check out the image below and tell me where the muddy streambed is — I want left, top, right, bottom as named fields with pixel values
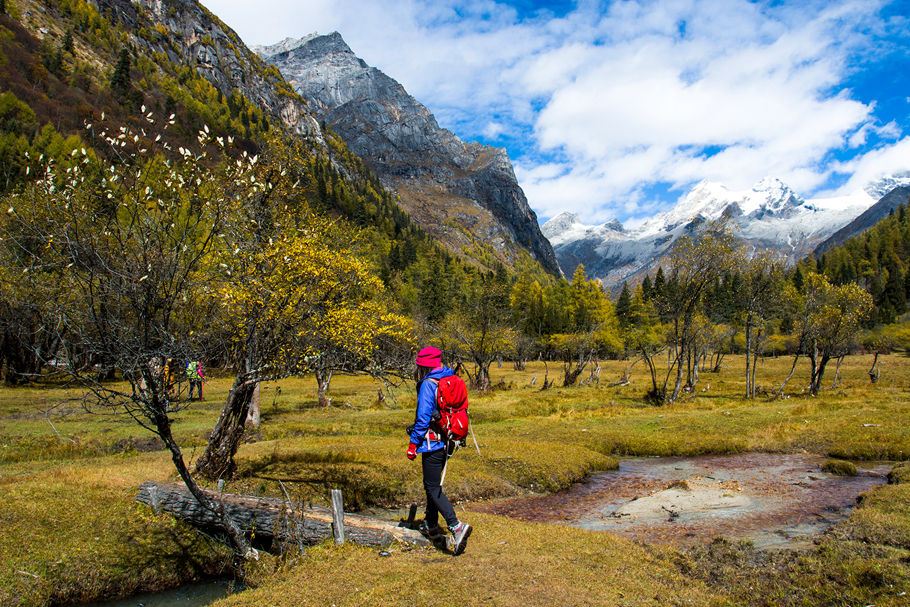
left=479, top=453, right=889, bottom=549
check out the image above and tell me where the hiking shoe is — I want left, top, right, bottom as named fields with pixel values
left=449, top=521, right=472, bottom=556
left=417, top=520, right=444, bottom=540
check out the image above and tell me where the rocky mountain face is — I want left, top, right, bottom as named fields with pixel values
left=543, top=176, right=910, bottom=290
left=255, top=33, right=561, bottom=275
left=88, top=0, right=323, bottom=142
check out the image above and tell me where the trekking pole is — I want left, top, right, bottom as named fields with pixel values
left=440, top=440, right=457, bottom=486
left=469, top=422, right=482, bottom=457
left=440, top=454, right=449, bottom=486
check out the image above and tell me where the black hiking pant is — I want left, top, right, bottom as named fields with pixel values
left=422, top=448, right=458, bottom=529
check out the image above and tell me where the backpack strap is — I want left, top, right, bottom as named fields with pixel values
left=424, top=378, right=441, bottom=444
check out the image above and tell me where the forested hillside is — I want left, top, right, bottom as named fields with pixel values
left=0, top=0, right=558, bottom=390
left=795, top=200, right=910, bottom=325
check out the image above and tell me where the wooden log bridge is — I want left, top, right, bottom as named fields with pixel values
left=136, top=481, right=428, bottom=552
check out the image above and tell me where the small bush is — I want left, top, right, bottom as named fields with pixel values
left=888, top=463, right=910, bottom=485
left=823, top=459, right=857, bottom=476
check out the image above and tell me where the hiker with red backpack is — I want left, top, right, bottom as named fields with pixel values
left=407, top=346, right=472, bottom=555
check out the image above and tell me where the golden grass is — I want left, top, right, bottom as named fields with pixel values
left=0, top=454, right=230, bottom=606
left=1, top=353, right=910, bottom=606
left=224, top=514, right=721, bottom=607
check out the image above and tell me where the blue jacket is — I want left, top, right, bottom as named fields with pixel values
left=409, top=366, right=454, bottom=453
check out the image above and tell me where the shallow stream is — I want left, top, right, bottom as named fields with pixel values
left=479, top=453, right=889, bottom=549
left=83, top=580, right=237, bottom=607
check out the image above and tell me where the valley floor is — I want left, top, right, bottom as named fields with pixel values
left=1, top=354, right=909, bottom=606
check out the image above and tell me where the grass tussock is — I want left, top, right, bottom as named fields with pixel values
left=822, top=459, right=858, bottom=476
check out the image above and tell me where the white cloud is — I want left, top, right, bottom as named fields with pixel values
left=202, top=0, right=904, bottom=223
left=482, top=121, right=505, bottom=139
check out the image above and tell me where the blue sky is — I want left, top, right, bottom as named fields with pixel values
left=203, top=0, right=910, bottom=225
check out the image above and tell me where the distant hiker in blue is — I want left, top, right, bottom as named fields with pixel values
left=407, top=346, right=472, bottom=555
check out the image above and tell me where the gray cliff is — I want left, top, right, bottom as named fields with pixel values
left=257, top=32, right=561, bottom=275
left=96, top=0, right=323, bottom=142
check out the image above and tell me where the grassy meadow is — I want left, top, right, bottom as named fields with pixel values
left=1, top=353, right=909, bottom=606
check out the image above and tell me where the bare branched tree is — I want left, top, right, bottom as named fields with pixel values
left=0, top=115, right=259, bottom=557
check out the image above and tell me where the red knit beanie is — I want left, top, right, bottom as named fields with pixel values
left=415, top=346, right=442, bottom=368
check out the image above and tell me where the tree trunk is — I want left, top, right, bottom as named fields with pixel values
left=869, top=352, right=880, bottom=383
left=246, top=382, right=261, bottom=429
left=562, top=350, right=588, bottom=387
left=147, top=389, right=254, bottom=558
left=776, top=353, right=800, bottom=399
left=831, top=355, right=845, bottom=389
left=745, top=318, right=752, bottom=398
left=135, top=481, right=428, bottom=552
left=809, top=353, right=830, bottom=396
left=195, top=376, right=257, bottom=481
left=316, top=367, right=333, bottom=407
left=750, top=349, right=759, bottom=396
left=668, top=347, right=685, bottom=403
left=472, top=361, right=491, bottom=391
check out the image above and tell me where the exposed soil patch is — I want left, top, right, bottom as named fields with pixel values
left=477, top=453, right=889, bottom=549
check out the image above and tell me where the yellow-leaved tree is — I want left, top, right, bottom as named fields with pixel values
left=193, top=139, right=413, bottom=481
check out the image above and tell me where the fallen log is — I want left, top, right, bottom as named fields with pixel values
left=136, top=481, right=428, bottom=552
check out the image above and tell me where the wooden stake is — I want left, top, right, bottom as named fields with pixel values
left=148, top=484, right=160, bottom=514
left=331, top=489, right=345, bottom=545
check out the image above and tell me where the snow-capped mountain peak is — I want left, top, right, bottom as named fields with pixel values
left=864, top=171, right=910, bottom=199
left=543, top=174, right=901, bottom=290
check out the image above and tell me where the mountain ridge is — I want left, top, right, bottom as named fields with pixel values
left=256, top=32, right=561, bottom=276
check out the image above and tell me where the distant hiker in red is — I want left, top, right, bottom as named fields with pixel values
left=407, top=346, right=472, bottom=555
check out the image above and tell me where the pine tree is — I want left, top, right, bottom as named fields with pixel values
left=63, top=29, right=74, bottom=54
left=653, top=267, right=666, bottom=300
left=641, top=274, right=653, bottom=301
left=792, top=266, right=804, bottom=292
left=110, top=47, right=132, bottom=100
left=883, top=257, right=906, bottom=316
left=615, top=281, right=632, bottom=327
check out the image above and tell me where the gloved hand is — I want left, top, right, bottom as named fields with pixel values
left=406, top=443, right=417, bottom=460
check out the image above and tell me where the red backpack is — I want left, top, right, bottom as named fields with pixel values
left=432, top=374, right=470, bottom=441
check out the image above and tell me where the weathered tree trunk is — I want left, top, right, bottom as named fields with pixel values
left=869, top=352, right=880, bottom=383
left=745, top=319, right=753, bottom=398
left=750, top=349, right=760, bottom=396
left=143, top=377, right=254, bottom=558
left=776, top=353, right=800, bottom=399
left=316, top=367, right=333, bottom=407
left=668, top=348, right=685, bottom=403
left=246, top=382, right=261, bottom=429
left=471, top=361, right=491, bottom=392
left=195, top=376, right=257, bottom=481
left=831, top=355, right=845, bottom=389
left=562, top=350, right=588, bottom=387
left=136, top=481, right=428, bottom=552
left=809, top=353, right=830, bottom=395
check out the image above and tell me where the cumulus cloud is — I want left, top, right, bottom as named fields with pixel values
left=203, top=0, right=906, bottom=223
